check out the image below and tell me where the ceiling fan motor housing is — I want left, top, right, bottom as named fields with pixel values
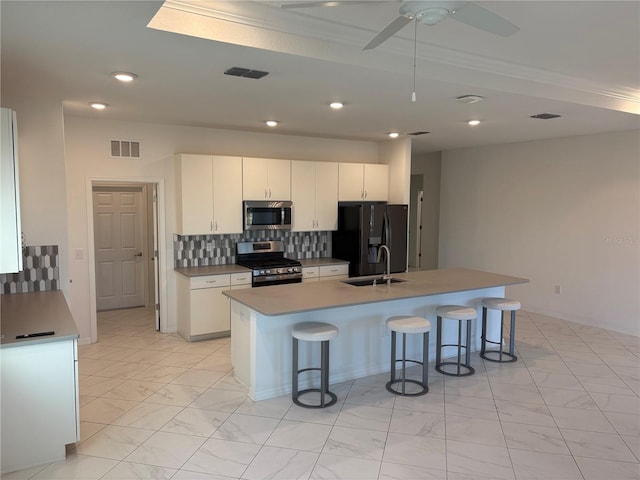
left=400, top=1, right=465, bottom=25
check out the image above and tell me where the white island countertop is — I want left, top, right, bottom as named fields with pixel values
left=223, top=267, right=528, bottom=316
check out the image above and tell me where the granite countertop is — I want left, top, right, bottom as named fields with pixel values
left=175, top=258, right=348, bottom=277
left=0, top=291, right=79, bottom=347
left=223, top=268, right=528, bottom=316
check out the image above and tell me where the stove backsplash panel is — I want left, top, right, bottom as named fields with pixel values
left=174, top=231, right=331, bottom=268
left=0, top=245, right=60, bottom=294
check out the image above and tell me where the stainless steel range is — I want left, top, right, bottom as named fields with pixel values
left=236, top=241, right=302, bottom=287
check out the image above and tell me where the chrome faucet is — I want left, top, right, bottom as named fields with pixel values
left=377, top=245, right=391, bottom=285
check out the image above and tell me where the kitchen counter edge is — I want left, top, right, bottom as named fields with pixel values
left=1, top=291, right=79, bottom=347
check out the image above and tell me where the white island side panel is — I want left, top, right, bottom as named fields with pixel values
left=231, top=286, right=504, bottom=401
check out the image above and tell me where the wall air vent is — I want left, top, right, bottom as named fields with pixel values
left=530, top=113, right=562, bottom=120
left=224, top=67, right=269, bottom=79
left=407, top=131, right=430, bottom=136
left=110, top=139, right=141, bottom=158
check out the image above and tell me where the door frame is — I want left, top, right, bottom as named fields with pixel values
left=86, top=176, right=167, bottom=342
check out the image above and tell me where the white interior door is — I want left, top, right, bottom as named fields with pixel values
left=93, top=187, right=146, bottom=310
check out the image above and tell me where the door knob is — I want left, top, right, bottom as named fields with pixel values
left=134, top=252, right=143, bottom=257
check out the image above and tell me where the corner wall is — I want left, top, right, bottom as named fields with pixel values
left=411, top=151, right=441, bottom=270
left=439, top=130, right=640, bottom=335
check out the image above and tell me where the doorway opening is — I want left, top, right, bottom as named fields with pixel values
left=88, top=179, right=164, bottom=340
left=409, top=174, right=424, bottom=270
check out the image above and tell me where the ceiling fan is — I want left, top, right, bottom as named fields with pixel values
left=281, top=1, right=520, bottom=50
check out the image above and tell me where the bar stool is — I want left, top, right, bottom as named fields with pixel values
left=435, top=305, right=477, bottom=376
left=385, top=316, right=431, bottom=396
left=292, top=322, right=339, bottom=408
left=480, top=297, right=521, bottom=363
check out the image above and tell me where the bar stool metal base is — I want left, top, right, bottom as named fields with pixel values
left=386, top=330, right=429, bottom=396
left=292, top=337, right=337, bottom=409
left=435, top=316, right=475, bottom=377
left=481, top=307, right=518, bottom=363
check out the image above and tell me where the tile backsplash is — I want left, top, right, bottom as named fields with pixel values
left=0, top=245, right=60, bottom=294
left=174, top=230, right=331, bottom=268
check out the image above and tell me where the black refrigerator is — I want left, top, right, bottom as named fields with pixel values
left=332, top=202, right=408, bottom=277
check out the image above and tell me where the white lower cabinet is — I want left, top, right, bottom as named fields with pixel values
left=319, top=264, right=349, bottom=281
left=177, top=272, right=252, bottom=341
left=302, top=264, right=348, bottom=283
left=1, top=338, right=79, bottom=474
left=178, top=274, right=231, bottom=341
left=301, top=266, right=320, bottom=283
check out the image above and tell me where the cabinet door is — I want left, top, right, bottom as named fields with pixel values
left=191, top=286, right=230, bottom=335
left=242, top=157, right=269, bottom=200
left=338, top=163, right=364, bottom=201
left=266, top=159, right=291, bottom=200
left=291, top=161, right=316, bottom=231
left=363, top=164, right=389, bottom=201
left=176, top=154, right=213, bottom=234
left=314, top=162, right=339, bottom=231
left=212, top=156, right=243, bottom=234
left=301, top=266, right=319, bottom=282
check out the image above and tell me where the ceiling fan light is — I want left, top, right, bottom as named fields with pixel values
left=418, top=7, right=450, bottom=26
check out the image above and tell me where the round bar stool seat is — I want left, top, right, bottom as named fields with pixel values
left=435, top=305, right=477, bottom=377
left=386, top=316, right=431, bottom=396
left=292, top=322, right=338, bottom=408
left=480, top=297, right=521, bottom=363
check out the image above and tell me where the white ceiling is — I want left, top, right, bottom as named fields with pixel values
left=1, top=1, right=639, bottom=154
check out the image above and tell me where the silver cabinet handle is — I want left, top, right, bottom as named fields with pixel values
left=205, top=280, right=217, bottom=284
left=214, top=221, right=218, bottom=231
left=265, top=188, right=268, bottom=198
left=210, top=221, right=213, bottom=231
left=269, top=188, right=272, bottom=198
left=364, top=190, right=368, bottom=199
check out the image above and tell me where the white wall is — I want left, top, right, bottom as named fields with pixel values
left=1, top=97, right=70, bottom=295
left=411, top=152, right=441, bottom=270
left=63, top=115, right=379, bottom=343
left=439, top=130, right=640, bottom=335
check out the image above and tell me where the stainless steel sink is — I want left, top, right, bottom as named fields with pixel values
left=342, top=277, right=407, bottom=287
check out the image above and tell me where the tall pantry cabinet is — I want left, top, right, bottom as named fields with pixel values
left=0, top=108, right=22, bottom=273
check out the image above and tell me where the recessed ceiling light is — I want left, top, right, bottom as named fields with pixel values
left=329, top=102, right=344, bottom=110
left=388, top=132, right=400, bottom=138
left=90, top=102, right=108, bottom=110
left=266, top=120, right=278, bottom=127
left=111, top=72, right=137, bottom=82
left=467, top=120, right=481, bottom=126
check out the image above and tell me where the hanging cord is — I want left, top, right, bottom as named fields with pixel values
left=412, top=18, right=417, bottom=102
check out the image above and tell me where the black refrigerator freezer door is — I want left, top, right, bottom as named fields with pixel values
left=385, top=204, right=408, bottom=273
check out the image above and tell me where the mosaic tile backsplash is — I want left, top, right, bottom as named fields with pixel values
left=174, top=230, right=331, bottom=268
left=0, top=245, right=60, bottom=294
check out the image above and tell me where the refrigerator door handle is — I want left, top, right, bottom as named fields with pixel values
left=383, top=210, right=391, bottom=247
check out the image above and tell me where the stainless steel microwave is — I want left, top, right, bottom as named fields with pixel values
left=244, top=201, right=292, bottom=231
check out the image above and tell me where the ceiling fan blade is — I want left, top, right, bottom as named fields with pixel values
left=450, top=3, right=519, bottom=37
left=363, top=15, right=412, bottom=50
left=281, top=1, right=372, bottom=8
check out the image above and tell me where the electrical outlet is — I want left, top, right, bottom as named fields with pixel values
left=554, top=285, right=561, bottom=295
left=206, top=243, right=213, bottom=252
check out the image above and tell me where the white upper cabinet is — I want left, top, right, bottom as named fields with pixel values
left=291, top=161, right=338, bottom=231
left=0, top=109, right=22, bottom=274
left=243, top=157, right=291, bottom=200
left=175, top=154, right=243, bottom=235
left=338, top=163, right=389, bottom=201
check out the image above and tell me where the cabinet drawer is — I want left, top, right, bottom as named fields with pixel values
left=319, top=264, right=348, bottom=277
left=301, top=267, right=319, bottom=279
left=231, top=272, right=252, bottom=286
left=190, top=275, right=230, bottom=290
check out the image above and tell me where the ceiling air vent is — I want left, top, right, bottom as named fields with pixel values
left=110, top=139, right=141, bottom=158
left=530, top=113, right=562, bottom=120
left=224, top=67, right=269, bottom=79
left=407, top=131, right=430, bottom=136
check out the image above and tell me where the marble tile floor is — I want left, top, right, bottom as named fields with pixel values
left=4, top=308, right=639, bottom=480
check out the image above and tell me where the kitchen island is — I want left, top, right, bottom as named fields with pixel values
left=223, top=268, right=528, bottom=401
